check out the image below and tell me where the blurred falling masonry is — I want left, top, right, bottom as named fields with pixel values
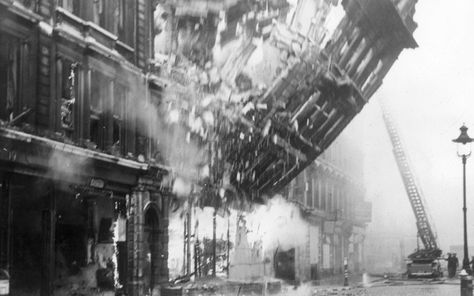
left=151, top=0, right=418, bottom=201
left=0, top=0, right=419, bottom=294
left=213, top=0, right=419, bottom=200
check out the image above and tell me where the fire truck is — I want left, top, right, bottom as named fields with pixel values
left=381, top=102, right=443, bottom=278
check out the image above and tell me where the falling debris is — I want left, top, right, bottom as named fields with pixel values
left=0, top=0, right=419, bottom=295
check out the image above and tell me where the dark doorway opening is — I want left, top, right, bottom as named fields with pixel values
left=144, top=207, right=159, bottom=292
left=274, top=248, right=295, bottom=281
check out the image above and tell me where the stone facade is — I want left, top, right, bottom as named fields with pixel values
left=287, top=134, right=370, bottom=282
left=0, top=0, right=171, bottom=295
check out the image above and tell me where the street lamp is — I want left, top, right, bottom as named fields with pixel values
left=453, top=124, right=474, bottom=274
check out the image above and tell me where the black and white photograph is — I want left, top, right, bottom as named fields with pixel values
left=0, top=0, right=472, bottom=295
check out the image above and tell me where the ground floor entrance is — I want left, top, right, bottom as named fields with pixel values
left=0, top=130, right=171, bottom=296
left=0, top=173, right=129, bottom=295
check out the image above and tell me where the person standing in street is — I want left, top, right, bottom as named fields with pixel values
left=453, top=254, right=459, bottom=276
left=447, top=253, right=455, bottom=278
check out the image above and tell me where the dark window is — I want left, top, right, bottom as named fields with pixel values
left=135, top=99, right=148, bottom=160
left=90, top=71, right=107, bottom=150
left=92, top=0, right=106, bottom=27
left=306, top=173, right=313, bottom=208
left=57, top=0, right=105, bottom=28
left=90, top=118, right=100, bottom=147
left=314, top=179, right=320, bottom=209
left=57, top=0, right=73, bottom=12
left=0, top=34, right=21, bottom=122
left=321, top=179, right=327, bottom=211
left=57, top=0, right=134, bottom=46
left=109, top=0, right=120, bottom=35
left=112, top=83, right=126, bottom=155
left=93, top=0, right=124, bottom=38
left=112, top=119, right=120, bottom=146
left=97, top=0, right=121, bottom=37
left=149, top=89, right=161, bottom=159
left=57, top=0, right=80, bottom=15
left=118, top=0, right=134, bottom=46
left=58, top=59, right=78, bottom=137
left=98, top=218, right=113, bottom=243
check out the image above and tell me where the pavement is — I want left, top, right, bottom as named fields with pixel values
left=162, top=274, right=470, bottom=296
left=365, top=284, right=459, bottom=296
left=299, top=275, right=468, bottom=296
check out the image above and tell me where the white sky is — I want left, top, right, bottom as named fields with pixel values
left=343, top=0, right=474, bottom=253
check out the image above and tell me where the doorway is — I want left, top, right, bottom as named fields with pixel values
left=144, top=206, right=159, bottom=293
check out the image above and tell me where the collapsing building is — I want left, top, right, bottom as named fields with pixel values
left=154, top=0, right=418, bottom=289
left=220, top=0, right=419, bottom=199
left=155, top=0, right=417, bottom=289
left=0, top=1, right=171, bottom=295
left=0, top=0, right=417, bottom=295
left=150, top=0, right=419, bottom=201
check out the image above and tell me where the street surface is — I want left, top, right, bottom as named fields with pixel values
left=306, top=281, right=461, bottom=296
left=366, top=284, right=459, bottom=296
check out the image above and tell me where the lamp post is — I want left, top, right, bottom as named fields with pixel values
left=453, top=125, right=474, bottom=274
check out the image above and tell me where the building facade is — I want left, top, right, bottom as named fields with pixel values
left=0, top=1, right=171, bottom=295
left=285, top=134, right=371, bottom=282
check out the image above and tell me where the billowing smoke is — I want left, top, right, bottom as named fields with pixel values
left=140, top=99, right=208, bottom=180
left=102, top=71, right=215, bottom=198
left=146, top=0, right=347, bottom=198
left=168, top=206, right=236, bottom=278
left=47, top=148, right=92, bottom=181
left=167, top=195, right=310, bottom=279
left=244, top=195, right=308, bottom=252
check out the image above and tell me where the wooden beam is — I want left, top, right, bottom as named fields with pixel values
left=252, top=159, right=285, bottom=191
left=272, top=134, right=307, bottom=162
left=310, top=108, right=338, bottom=142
